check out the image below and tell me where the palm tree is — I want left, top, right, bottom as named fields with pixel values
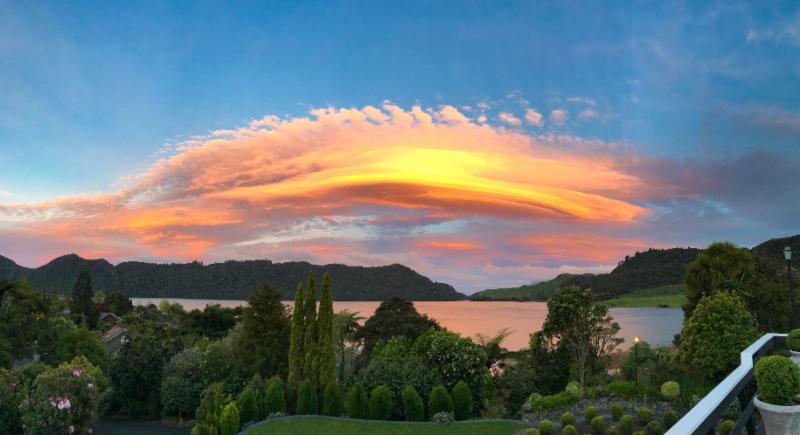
left=475, top=328, right=512, bottom=369
left=333, top=309, right=364, bottom=382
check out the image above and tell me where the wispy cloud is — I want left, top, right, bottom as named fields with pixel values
left=524, top=109, right=544, bottom=127
left=549, top=109, right=568, bottom=126
left=497, top=112, right=522, bottom=126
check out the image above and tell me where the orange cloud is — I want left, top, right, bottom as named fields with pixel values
left=418, top=240, right=482, bottom=251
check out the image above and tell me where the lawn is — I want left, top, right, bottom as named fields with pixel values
left=606, top=284, right=687, bottom=308
left=246, top=416, right=530, bottom=435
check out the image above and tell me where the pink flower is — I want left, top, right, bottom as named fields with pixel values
left=72, top=369, right=82, bottom=377
left=68, top=425, right=75, bottom=433
left=57, top=398, right=71, bottom=410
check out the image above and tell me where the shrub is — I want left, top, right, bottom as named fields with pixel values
left=584, top=405, right=599, bottom=422
left=161, top=376, right=199, bottom=420
left=430, top=411, right=454, bottom=424
left=264, top=380, right=286, bottom=415
left=218, top=402, right=240, bottom=435
left=645, top=420, right=663, bottom=435
left=754, top=355, right=800, bottom=405
left=663, top=409, right=679, bottom=428
left=451, top=380, right=472, bottom=420
left=591, top=415, right=607, bottom=435
left=607, top=380, right=640, bottom=399
left=530, top=391, right=578, bottom=413
left=620, top=415, right=634, bottom=434
left=401, top=385, right=425, bottom=421
left=296, top=379, right=317, bottom=415
left=680, top=292, right=758, bottom=380
left=19, top=356, right=108, bottom=435
left=565, top=381, right=583, bottom=400
left=719, top=419, right=735, bottom=435
left=347, top=384, right=369, bottom=419
left=660, top=381, right=680, bottom=401
left=607, top=427, right=620, bottom=435
left=636, top=407, right=652, bottom=426
left=561, top=425, right=578, bottom=435
left=236, top=385, right=258, bottom=425
left=537, top=419, right=555, bottom=435
left=610, top=403, right=624, bottom=421
left=524, top=429, right=540, bottom=435
left=789, top=329, right=800, bottom=352
left=0, top=369, right=24, bottom=434
left=560, top=411, right=576, bottom=427
left=369, top=385, right=393, bottom=420
left=322, top=381, right=344, bottom=416
left=193, top=382, right=232, bottom=435
left=429, top=386, right=454, bottom=416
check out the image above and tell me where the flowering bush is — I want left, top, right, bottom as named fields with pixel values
left=20, top=356, right=108, bottom=435
left=430, top=411, right=454, bottom=424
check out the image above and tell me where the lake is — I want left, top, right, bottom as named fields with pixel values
left=132, top=298, right=683, bottom=351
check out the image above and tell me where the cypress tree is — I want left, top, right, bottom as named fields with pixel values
left=347, top=384, right=369, bottom=419
left=401, top=385, right=425, bottom=421
left=302, top=272, right=318, bottom=384
left=264, top=380, right=287, bottom=415
left=317, top=272, right=336, bottom=387
left=322, top=381, right=345, bottom=416
left=297, top=379, right=318, bottom=415
left=451, top=381, right=472, bottom=420
left=287, top=283, right=305, bottom=393
left=71, top=271, right=99, bottom=328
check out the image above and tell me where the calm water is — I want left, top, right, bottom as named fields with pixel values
left=132, top=298, right=683, bottom=351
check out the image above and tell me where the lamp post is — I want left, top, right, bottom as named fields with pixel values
left=785, top=246, right=795, bottom=329
left=633, top=335, right=640, bottom=386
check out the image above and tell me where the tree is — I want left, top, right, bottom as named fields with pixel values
left=317, top=273, right=336, bottom=388
left=218, top=402, right=240, bottom=435
left=542, top=286, right=623, bottom=386
left=322, top=381, right=345, bottom=416
left=451, top=381, right=472, bottom=420
left=684, top=242, right=755, bottom=317
left=161, top=376, right=197, bottom=421
left=231, top=284, right=291, bottom=378
left=302, top=273, right=318, bottom=384
left=411, top=329, right=488, bottom=405
left=355, top=297, right=439, bottom=365
left=71, top=271, right=99, bottom=328
left=264, top=379, right=287, bottom=415
left=102, top=291, right=133, bottom=316
left=0, top=368, right=25, bottom=433
left=680, top=292, right=758, bottom=380
left=428, top=385, right=453, bottom=416
left=333, top=309, right=363, bottom=382
left=54, top=326, right=108, bottom=369
left=193, top=383, right=231, bottom=435
left=347, top=384, right=369, bottom=419
left=236, top=385, right=259, bottom=425
left=401, top=385, right=424, bottom=421
left=297, top=379, right=318, bottom=415
left=369, top=385, right=393, bottom=420
left=1, top=280, right=50, bottom=362
left=475, top=328, right=512, bottom=369
left=287, top=283, right=305, bottom=394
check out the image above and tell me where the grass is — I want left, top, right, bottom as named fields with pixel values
left=246, top=416, right=530, bottom=435
left=605, top=284, right=687, bottom=308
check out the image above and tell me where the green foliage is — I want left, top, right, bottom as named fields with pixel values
left=317, top=273, right=336, bottom=387
left=237, top=385, right=259, bottom=425
left=620, top=415, right=634, bottom=435
left=542, top=286, right=623, bottom=386
left=755, top=355, right=800, bottom=405
left=560, top=411, right=576, bottom=427
left=636, top=407, right=652, bottom=426
left=369, top=385, right=393, bottom=420
left=302, top=273, right=319, bottom=385
left=161, top=376, right=198, bottom=420
left=680, top=292, right=758, bottom=380
left=788, top=329, right=800, bottom=352
left=71, top=271, right=99, bottom=328
left=322, top=381, right=345, bottom=416
left=591, top=416, right=607, bottom=435
left=607, top=427, right=620, bottom=435
left=297, top=379, right=318, bottom=415
left=537, top=419, right=555, bottom=435
left=584, top=405, right=599, bottom=422
left=219, top=402, right=240, bottom=435
left=561, top=424, right=578, bottom=435
left=347, top=384, right=369, bottom=419
left=660, top=381, right=680, bottom=401
left=231, top=284, right=291, bottom=379
left=451, top=381, right=472, bottom=420
left=355, top=298, right=440, bottom=363
left=718, top=419, right=735, bottom=435
left=610, top=403, right=624, bottom=421
left=471, top=273, right=580, bottom=301
left=401, top=385, right=425, bottom=421
left=102, top=290, right=133, bottom=316
left=524, top=429, right=540, bottom=435
left=429, top=386, right=454, bottom=416
left=0, top=368, right=25, bottom=433
left=264, top=380, right=287, bottom=415
left=54, top=326, right=108, bottom=369
left=607, top=381, right=641, bottom=399
left=20, top=356, right=108, bottom=435
left=684, top=242, right=755, bottom=317
left=529, top=391, right=577, bottom=413
left=565, top=381, right=583, bottom=400
left=663, top=409, right=678, bottom=429
left=645, top=420, right=663, bottom=435
left=288, top=283, right=305, bottom=393
left=193, top=382, right=232, bottom=435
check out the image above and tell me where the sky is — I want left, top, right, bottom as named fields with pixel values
left=1, top=1, right=799, bottom=292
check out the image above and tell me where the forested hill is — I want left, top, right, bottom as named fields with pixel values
left=0, top=254, right=465, bottom=301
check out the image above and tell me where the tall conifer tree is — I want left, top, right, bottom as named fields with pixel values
left=287, top=283, right=305, bottom=393
left=302, top=272, right=318, bottom=384
left=71, top=271, right=98, bottom=328
left=317, top=272, right=335, bottom=387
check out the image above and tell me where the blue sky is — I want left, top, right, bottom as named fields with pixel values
left=1, top=1, right=799, bottom=290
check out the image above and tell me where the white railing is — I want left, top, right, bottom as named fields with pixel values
left=667, top=333, right=787, bottom=435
